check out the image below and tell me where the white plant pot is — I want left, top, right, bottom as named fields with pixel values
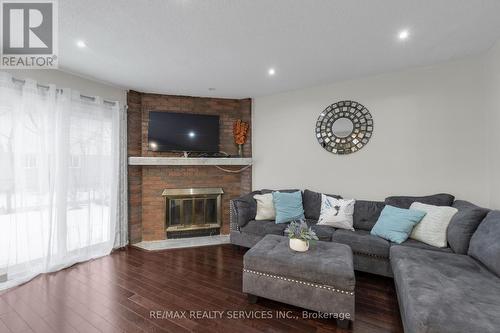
left=289, top=238, right=309, bottom=252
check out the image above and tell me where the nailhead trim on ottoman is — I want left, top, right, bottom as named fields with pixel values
left=243, top=269, right=355, bottom=296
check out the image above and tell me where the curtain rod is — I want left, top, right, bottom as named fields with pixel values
left=11, top=77, right=118, bottom=106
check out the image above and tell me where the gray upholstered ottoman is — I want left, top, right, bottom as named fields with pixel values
left=243, top=234, right=355, bottom=327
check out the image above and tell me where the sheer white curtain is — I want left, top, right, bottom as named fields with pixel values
left=0, top=72, right=122, bottom=290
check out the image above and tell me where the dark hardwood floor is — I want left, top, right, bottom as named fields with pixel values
left=0, top=245, right=403, bottom=333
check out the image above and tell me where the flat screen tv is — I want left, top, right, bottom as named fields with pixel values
left=148, top=112, right=220, bottom=152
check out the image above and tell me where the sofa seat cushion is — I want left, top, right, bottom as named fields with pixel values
left=353, top=200, right=385, bottom=231
left=331, top=229, right=390, bottom=258
left=304, top=220, right=335, bottom=241
left=385, top=193, right=454, bottom=209
left=468, top=210, right=500, bottom=277
left=396, top=238, right=453, bottom=253
left=240, top=220, right=287, bottom=237
left=391, top=245, right=500, bottom=333
left=240, top=219, right=335, bottom=241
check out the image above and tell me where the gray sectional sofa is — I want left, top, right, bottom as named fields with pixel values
left=229, top=189, right=500, bottom=333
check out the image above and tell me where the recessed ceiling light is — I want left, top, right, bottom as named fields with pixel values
left=76, top=40, right=86, bottom=48
left=398, top=30, right=409, bottom=40
left=268, top=68, right=276, bottom=76
left=188, top=131, right=196, bottom=138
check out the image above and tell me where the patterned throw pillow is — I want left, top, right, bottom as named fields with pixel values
left=317, top=195, right=356, bottom=230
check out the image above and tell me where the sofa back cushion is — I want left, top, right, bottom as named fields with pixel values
left=302, top=189, right=342, bottom=220
left=385, top=193, right=454, bottom=209
left=468, top=210, right=500, bottom=277
left=447, top=200, right=489, bottom=254
left=261, top=189, right=300, bottom=194
left=353, top=200, right=385, bottom=231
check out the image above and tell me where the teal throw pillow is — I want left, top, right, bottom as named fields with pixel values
left=371, top=205, right=426, bottom=244
left=272, top=191, right=305, bottom=224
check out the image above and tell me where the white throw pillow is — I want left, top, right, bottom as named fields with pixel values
left=409, top=202, right=458, bottom=247
left=253, top=193, right=275, bottom=220
left=317, top=195, right=355, bottom=230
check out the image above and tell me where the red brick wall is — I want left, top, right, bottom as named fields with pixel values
left=127, top=91, right=252, bottom=242
left=127, top=91, right=143, bottom=244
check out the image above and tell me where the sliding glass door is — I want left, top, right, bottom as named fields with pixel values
left=0, top=73, right=120, bottom=289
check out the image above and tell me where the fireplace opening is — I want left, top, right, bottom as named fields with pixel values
left=162, top=188, right=223, bottom=239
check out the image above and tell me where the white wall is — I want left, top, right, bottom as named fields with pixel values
left=485, top=40, right=500, bottom=208
left=253, top=56, right=492, bottom=207
left=3, top=69, right=126, bottom=107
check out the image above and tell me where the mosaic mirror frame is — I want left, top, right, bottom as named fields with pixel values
left=315, top=100, right=373, bottom=154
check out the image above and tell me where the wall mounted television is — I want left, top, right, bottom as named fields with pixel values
left=147, top=112, right=220, bottom=152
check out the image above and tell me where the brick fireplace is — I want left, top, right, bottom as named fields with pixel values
left=127, top=91, right=252, bottom=243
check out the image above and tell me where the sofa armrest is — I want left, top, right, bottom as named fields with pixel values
left=230, top=198, right=256, bottom=231
left=230, top=200, right=241, bottom=232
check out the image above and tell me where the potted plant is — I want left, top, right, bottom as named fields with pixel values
left=285, top=220, right=319, bottom=252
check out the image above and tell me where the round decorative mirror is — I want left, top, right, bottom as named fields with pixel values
left=315, top=100, right=373, bottom=154
left=331, top=118, right=354, bottom=138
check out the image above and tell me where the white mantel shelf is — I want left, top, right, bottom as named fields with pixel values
left=128, top=156, right=253, bottom=166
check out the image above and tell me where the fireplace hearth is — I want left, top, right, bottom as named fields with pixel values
left=162, top=188, right=223, bottom=239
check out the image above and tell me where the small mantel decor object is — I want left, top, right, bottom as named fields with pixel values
left=233, top=119, right=249, bottom=157
left=285, top=220, right=319, bottom=252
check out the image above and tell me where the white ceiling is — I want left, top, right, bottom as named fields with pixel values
left=59, top=0, right=500, bottom=98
